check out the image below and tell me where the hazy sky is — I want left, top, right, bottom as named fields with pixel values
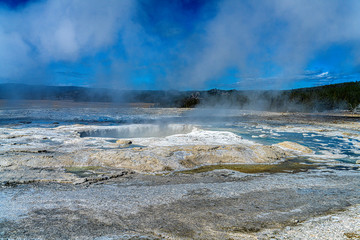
left=0, top=0, right=360, bottom=90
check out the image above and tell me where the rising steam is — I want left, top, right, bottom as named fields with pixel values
left=0, top=0, right=359, bottom=89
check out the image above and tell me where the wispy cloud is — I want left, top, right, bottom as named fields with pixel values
left=173, top=0, right=360, bottom=89
left=235, top=70, right=360, bottom=90
left=56, top=71, right=88, bottom=79
left=0, top=0, right=136, bottom=81
left=0, top=0, right=360, bottom=89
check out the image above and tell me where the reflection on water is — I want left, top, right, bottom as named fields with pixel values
left=177, top=158, right=317, bottom=174
left=176, top=157, right=359, bottom=174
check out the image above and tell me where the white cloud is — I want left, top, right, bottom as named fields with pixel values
left=1, top=0, right=360, bottom=89
left=173, top=0, right=360, bottom=89
left=0, top=0, right=136, bottom=79
left=316, top=72, right=329, bottom=78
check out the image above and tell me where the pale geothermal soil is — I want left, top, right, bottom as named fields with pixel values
left=258, top=204, right=360, bottom=240
left=0, top=105, right=360, bottom=239
left=1, top=170, right=360, bottom=239
left=0, top=124, right=312, bottom=183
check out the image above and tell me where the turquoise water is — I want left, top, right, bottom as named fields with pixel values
left=204, top=123, right=360, bottom=164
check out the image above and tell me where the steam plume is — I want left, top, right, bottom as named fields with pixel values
left=0, top=0, right=359, bottom=89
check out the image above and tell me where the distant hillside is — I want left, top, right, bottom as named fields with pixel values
left=0, top=82, right=359, bottom=112
left=0, top=83, right=187, bottom=107
left=284, top=82, right=360, bottom=111
left=182, top=82, right=360, bottom=112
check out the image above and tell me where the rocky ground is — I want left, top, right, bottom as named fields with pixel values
left=1, top=106, right=360, bottom=239
left=1, top=168, right=359, bottom=239
left=0, top=123, right=311, bottom=181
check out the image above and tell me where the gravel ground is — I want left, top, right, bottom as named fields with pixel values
left=1, top=169, right=359, bottom=239
left=258, top=204, right=360, bottom=240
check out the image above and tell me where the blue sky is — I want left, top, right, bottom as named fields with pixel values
left=0, top=0, right=360, bottom=90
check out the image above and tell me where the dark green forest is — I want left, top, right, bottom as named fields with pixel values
left=181, top=82, right=360, bottom=112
